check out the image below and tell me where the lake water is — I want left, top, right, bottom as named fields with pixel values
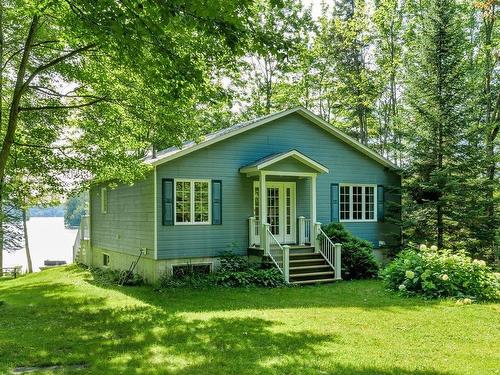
left=3, top=217, right=77, bottom=272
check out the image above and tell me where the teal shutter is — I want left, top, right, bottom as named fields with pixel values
left=377, top=185, right=385, bottom=221
left=212, top=180, right=222, bottom=225
left=162, top=179, right=174, bottom=226
left=330, top=183, right=339, bottom=222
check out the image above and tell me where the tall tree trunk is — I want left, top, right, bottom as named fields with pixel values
left=22, top=208, right=32, bottom=273
left=0, top=15, right=39, bottom=190
left=482, top=3, right=498, bottom=235
left=0, top=1, right=4, bottom=274
left=486, top=93, right=499, bottom=220
left=0, top=195, right=3, bottom=276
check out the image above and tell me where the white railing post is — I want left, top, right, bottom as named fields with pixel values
left=248, top=217, right=255, bottom=247
left=283, top=245, right=290, bottom=283
left=334, top=243, right=342, bottom=280
left=298, top=216, right=305, bottom=245
left=313, top=222, right=321, bottom=253
left=262, top=222, right=270, bottom=256
left=73, top=227, right=81, bottom=262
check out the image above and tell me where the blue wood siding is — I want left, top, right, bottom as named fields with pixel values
left=90, top=174, right=155, bottom=258
left=155, top=113, right=400, bottom=259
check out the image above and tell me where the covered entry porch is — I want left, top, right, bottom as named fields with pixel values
left=239, top=150, right=342, bottom=284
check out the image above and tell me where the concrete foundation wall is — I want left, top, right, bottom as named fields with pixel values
left=89, top=246, right=220, bottom=284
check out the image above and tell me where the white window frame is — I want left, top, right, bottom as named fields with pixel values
left=100, top=187, right=108, bottom=214
left=339, top=184, right=377, bottom=223
left=174, top=179, right=211, bottom=225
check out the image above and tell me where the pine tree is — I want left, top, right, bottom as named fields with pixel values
left=404, top=0, right=469, bottom=248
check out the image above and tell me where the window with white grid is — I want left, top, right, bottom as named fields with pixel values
left=339, top=185, right=377, bottom=222
left=340, top=186, right=350, bottom=220
left=175, top=180, right=210, bottom=224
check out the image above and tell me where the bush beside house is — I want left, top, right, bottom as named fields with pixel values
left=322, top=223, right=380, bottom=280
left=383, top=245, right=500, bottom=301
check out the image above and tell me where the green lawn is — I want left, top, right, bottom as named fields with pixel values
left=0, top=266, right=498, bottom=375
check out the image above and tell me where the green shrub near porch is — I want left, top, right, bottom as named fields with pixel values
left=383, top=245, right=500, bottom=301
left=158, top=252, right=286, bottom=288
left=321, top=223, right=380, bottom=280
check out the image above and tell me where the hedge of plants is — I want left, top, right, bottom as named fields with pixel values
left=158, top=251, right=286, bottom=288
left=383, top=244, right=500, bottom=301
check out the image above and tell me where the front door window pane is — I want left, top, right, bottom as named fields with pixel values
left=267, top=187, right=280, bottom=235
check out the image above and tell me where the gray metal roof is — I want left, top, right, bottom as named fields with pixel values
left=144, top=110, right=282, bottom=163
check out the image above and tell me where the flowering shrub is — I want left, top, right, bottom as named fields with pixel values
left=383, top=245, right=499, bottom=301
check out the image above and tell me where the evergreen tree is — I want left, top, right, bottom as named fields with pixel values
left=404, top=0, right=469, bottom=248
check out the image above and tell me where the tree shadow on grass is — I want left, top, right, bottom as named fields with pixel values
left=1, top=281, right=339, bottom=374
left=0, top=270, right=460, bottom=375
left=75, top=265, right=440, bottom=314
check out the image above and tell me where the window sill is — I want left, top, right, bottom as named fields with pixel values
left=340, top=219, right=377, bottom=223
left=174, top=222, right=212, bottom=226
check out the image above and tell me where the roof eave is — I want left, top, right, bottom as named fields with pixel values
left=146, top=106, right=401, bottom=173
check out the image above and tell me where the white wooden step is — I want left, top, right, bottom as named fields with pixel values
left=290, top=271, right=335, bottom=278
left=291, top=278, right=336, bottom=285
left=290, top=265, right=331, bottom=271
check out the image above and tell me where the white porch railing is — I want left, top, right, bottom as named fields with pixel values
left=73, top=215, right=90, bottom=263
left=264, top=223, right=290, bottom=283
left=248, top=216, right=260, bottom=247
left=298, top=217, right=312, bottom=245
left=315, top=223, right=342, bottom=280
left=72, top=225, right=81, bottom=261
left=304, top=218, right=311, bottom=244
left=251, top=216, right=313, bottom=247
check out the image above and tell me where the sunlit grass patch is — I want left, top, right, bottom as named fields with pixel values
left=0, top=265, right=498, bottom=374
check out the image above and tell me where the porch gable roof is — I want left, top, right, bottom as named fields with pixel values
left=239, top=150, right=329, bottom=175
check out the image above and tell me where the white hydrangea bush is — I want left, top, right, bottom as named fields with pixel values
left=383, top=245, right=499, bottom=301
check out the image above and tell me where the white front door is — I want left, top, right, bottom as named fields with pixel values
left=253, top=181, right=296, bottom=244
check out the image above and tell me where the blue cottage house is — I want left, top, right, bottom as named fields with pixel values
left=76, top=107, right=401, bottom=284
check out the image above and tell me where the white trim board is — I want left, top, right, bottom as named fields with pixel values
left=145, top=107, right=400, bottom=171
left=240, top=149, right=329, bottom=174
left=153, top=166, right=158, bottom=260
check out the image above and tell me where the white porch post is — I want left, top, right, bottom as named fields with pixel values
left=334, top=243, right=342, bottom=280
left=283, top=245, right=290, bottom=283
left=259, top=172, right=268, bottom=254
left=310, top=174, right=321, bottom=253
left=313, top=222, right=321, bottom=253
left=310, top=174, right=317, bottom=224
left=298, top=216, right=305, bottom=246
left=248, top=217, right=256, bottom=247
